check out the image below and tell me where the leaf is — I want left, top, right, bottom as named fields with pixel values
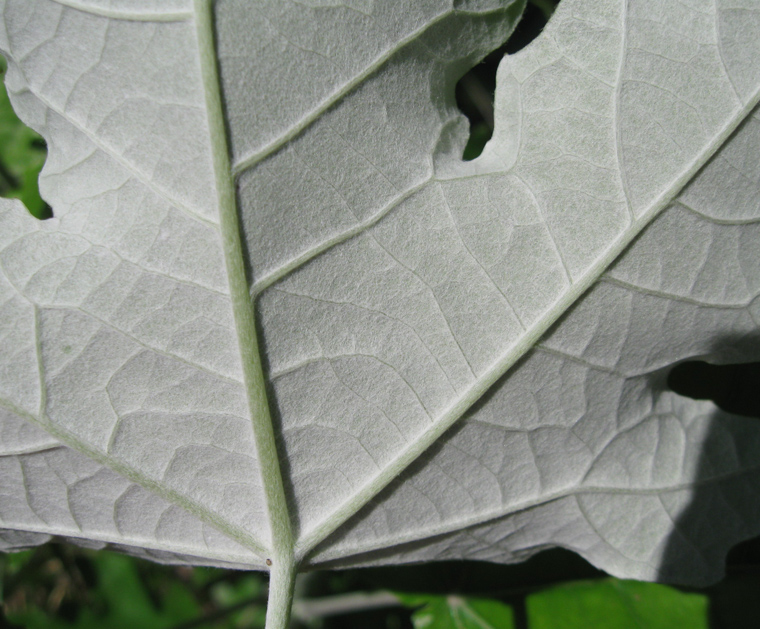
left=526, top=579, right=708, bottom=629
left=1, top=0, right=760, bottom=625
left=396, top=579, right=709, bottom=629
left=397, top=592, right=516, bottom=629
left=4, top=551, right=202, bottom=629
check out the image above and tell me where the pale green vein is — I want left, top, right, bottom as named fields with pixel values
left=22, top=299, right=268, bottom=557
left=0, top=443, right=62, bottom=457
left=601, top=275, right=754, bottom=309
left=193, top=0, right=293, bottom=568
left=230, top=3, right=521, bottom=177
left=12, top=86, right=216, bottom=229
left=309, top=459, right=760, bottom=564
left=676, top=199, right=760, bottom=225
left=49, top=0, right=193, bottom=22
left=0, top=394, right=270, bottom=559
left=0, top=520, right=263, bottom=567
left=250, top=177, right=432, bottom=297
left=614, top=0, right=633, bottom=219
left=296, top=83, right=760, bottom=561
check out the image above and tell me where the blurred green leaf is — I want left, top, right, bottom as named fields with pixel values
left=4, top=552, right=200, bottom=629
left=397, top=592, right=515, bottom=629
left=526, top=579, right=708, bottom=629
left=87, top=553, right=200, bottom=629
left=0, top=55, right=49, bottom=218
left=461, top=122, right=492, bottom=161
left=1, top=549, right=34, bottom=576
left=1, top=546, right=272, bottom=629
left=208, top=573, right=266, bottom=628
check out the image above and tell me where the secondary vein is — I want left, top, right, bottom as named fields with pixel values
left=49, top=0, right=193, bottom=22
left=295, top=85, right=760, bottom=561
left=230, top=4, right=519, bottom=177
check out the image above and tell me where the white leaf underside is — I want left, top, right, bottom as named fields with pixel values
left=1, top=0, right=760, bottom=590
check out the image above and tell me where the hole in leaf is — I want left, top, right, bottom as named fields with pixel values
left=668, top=361, right=760, bottom=419
left=456, top=0, right=559, bottom=160
left=0, top=54, right=52, bottom=219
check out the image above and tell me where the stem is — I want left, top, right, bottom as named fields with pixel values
left=193, top=2, right=295, bottom=624
left=265, top=554, right=298, bottom=629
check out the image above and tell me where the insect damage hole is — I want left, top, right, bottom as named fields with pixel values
left=0, top=54, right=52, bottom=219
left=455, top=0, right=559, bottom=160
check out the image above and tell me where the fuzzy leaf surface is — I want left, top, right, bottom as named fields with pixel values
left=1, top=0, right=760, bottom=593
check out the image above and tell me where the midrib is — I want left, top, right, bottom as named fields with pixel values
left=193, top=0, right=760, bottom=568
left=193, top=0, right=292, bottom=564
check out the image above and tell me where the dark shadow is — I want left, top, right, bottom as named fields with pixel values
left=301, top=548, right=603, bottom=629
left=659, top=333, right=760, bottom=627
left=668, top=360, right=760, bottom=419
left=455, top=0, right=559, bottom=160
left=304, top=329, right=760, bottom=627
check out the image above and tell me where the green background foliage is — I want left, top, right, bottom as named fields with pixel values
left=0, top=56, right=49, bottom=219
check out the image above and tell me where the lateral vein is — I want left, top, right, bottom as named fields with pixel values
left=295, top=84, right=760, bottom=561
